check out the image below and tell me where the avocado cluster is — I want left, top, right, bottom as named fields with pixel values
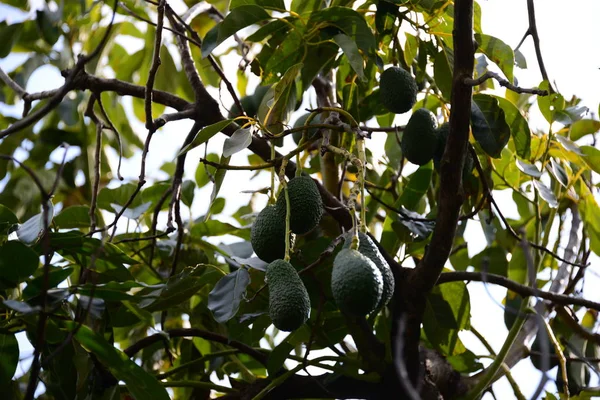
left=379, top=66, right=418, bottom=114
left=331, top=246, right=384, bottom=316
left=265, top=259, right=311, bottom=331
left=250, top=176, right=323, bottom=262
left=341, top=232, right=395, bottom=309
left=401, top=108, right=439, bottom=166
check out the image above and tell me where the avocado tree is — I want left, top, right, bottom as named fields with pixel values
left=1, top=0, right=599, bottom=399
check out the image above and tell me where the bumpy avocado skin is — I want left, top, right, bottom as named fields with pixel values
left=331, top=248, right=383, bottom=316
left=292, top=113, right=321, bottom=144
left=250, top=205, right=286, bottom=263
left=266, top=259, right=311, bottom=331
left=433, top=122, right=474, bottom=177
left=379, top=66, right=418, bottom=114
left=343, top=232, right=395, bottom=309
left=401, top=108, right=439, bottom=166
left=276, top=176, right=323, bottom=235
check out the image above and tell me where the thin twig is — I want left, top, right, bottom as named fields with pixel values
left=0, top=65, right=26, bottom=97
left=145, top=0, right=166, bottom=132
left=464, top=71, right=548, bottom=95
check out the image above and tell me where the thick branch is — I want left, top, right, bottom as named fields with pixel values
left=464, top=71, right=548, bottom=95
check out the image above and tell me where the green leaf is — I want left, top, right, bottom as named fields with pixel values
left=492, top=95, right=531, bottom=158
left=191, top=220, right=245, bottom=237
left=208, top=268, right=251, bottom=323
left=538, top=81, right=566, bottom=124
left=205, top=154, right=231, bottom=221
left=434, top=49, right=453, bottom=100
left=230, top=0, right=285, bottom=10
left=569, top=119, right=600, bottom=141
left=97, top=183, right=142, bottom=211
left=54, top=205, right=96, bottom=229
left=223, top=127, right=253, bottom=158
left=581, top=145, right=600, bottom=174
left=0, top=241, right=39, bottom=289
left=533, top=180, right=558, bottom=208
left=404, top=33, right=419, bottom=67
left=308, top=7, right=376, bottom=54
left=516, top=159, right=541, bottom=178
left=398, top=162, right=433, bottom=210
left=70, top=323, right=170, bottom=400
left=267, top=341, right=294, bottom=375
left=333, top=33, right=365, bottom=81
left=23, top=267, right=74, bottom=300
left=474, top=33, right=514, bottom=82
left=0, top=333, right=19, bottom=387
left=471, top=94, right=511, bottom=158
left=507, top=245, right=527, bottom=285
left=555, top=134, right=584, bottom=156
left=548, top=158, right=568, bottom=187
left=0, top=204, right=18, bottom=236
left=195, top=153, right=220, bottom=189
left=471, top=246, right=508, bottom=276
left=16, top=202, right=54, bottom=245
left=202, top=6, right=272, bottom=57
left=246, top=19, right=289, bottom=42
left=0, top=22, right=23, bottom=58
left=179, top=119, right=234, bottom=156
left=258, top=63, right=301, bottom=134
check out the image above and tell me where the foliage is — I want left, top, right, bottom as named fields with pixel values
left=0, top=0, right=599, bottom=399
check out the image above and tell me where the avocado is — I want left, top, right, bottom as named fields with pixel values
left=331, top=248, right=383, bottom=316
left=530, top=330, right=559, bottom=372
left=275, top=176, right=323, bottom=235
left=379, top=66, right=418, bottom=114
left=401, top=108, right=438, bottom=166
left=503, top=291, right=523, bottom=330
left=433, top=123, right=475, bottom=177
left=292, top=113, right=322, bottom=144
left=266, top=259, right=311, bottom=331
left=250, top=205, right=286, bottom=263
left=343, top=232, right=395, bottom=309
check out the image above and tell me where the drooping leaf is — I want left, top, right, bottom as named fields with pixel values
left=208, top=268, right=251, bottom=323
left=548, top=158, right=569, bottom=187
left=0, top=241, right=39, bottom=289
left=492, top=95, right=531, bottom=158
left=555, top=134, right=584, bottom=156
left=471, top=94, right=511, bottom=158
left=333, top=33, right=365, bottom=81
left=0, top=333, right=19, bottom=387
left=474, top=33, right=514, bottom=83
left=580, top=145, right=600, bottom=174
left=179, top=119, right=234, bottom=156
left=533, top=180, right=558, bottom=208
left=308, top=7, right=376, bottom=55
left=16, top=202, right=54, bottom=245
left=434, top=49, right=453, bottom=100
left=516, top=159, right=541, bottom=178
left=70, top=323, right=170, bottom=400
left=205, top=154, right=231, bottom=221
left=202, top=6, right=272, bottom=57
left=223, top=127, right=253, bottom=157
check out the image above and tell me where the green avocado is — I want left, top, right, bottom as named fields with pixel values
left=292, top=113, right=322, bottom=144
left=401, top=108, right=438, bottom=166
left=266, top=259, right=311, bottom=331
left=343, top=232, right=395, bottom=309
left=379, top=66, right=418, bottom=114
left=331, top=248, right=383, bottom=316
left=250, top=205, right=286, bottom=263
left=530, top=331, right=559, bottom=372
left=433, top=123, right=475, bottom=177
left=276, top=176, right=323, bottom=235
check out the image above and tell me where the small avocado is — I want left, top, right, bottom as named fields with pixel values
left=266, top=259, right=311, bottom=331
left=343, top=232, right=395, bottom=309
left=401, top=108, right=438, bottom=166
left=276, top=176, right=323, bottom=235
left=379, top=66, right=418, bottom=114
left=331, top=248, right=383, bottom=316
left=292, top=113, right=322, bottom=144
left=250, top=205, right=286, bottom=263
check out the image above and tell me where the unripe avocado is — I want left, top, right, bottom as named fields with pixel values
left=292, top=113, right=322, bottom=144
left=530, top=331, right=559, bottom=372
left=401, top=108, right=438, bottom=166
left=433, top=123, right=474, bottom=177
left=266, top=259, right=311, bottom=331
left=276, top=176, right=323, bottom=235
left=250, top=205, right=286, bottom=262
left=331, top=248, right=383, bottom=316
left=379, top=66, right=418, bottom=114
left=343, top=232, right=395, bottom=309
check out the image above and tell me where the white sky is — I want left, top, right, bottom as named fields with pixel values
left=1, top=1, right=599, bottom=399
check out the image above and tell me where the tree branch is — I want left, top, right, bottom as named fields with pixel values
left=464, top=71, right=548, bottom=95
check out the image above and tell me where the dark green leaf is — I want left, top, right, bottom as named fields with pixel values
left=246, top=19, right=289, bottom=42
left=0, top=241, right=39, bottom=288
left=334, top=33, right=365, bottom=81
left=0, top=204, right=18, bottom=236
left=205, top=154, right=231, bottom=221
left=474, top=33, right=514, bottom=82
left=179, top=120, right=234, bottom=156
left=434, top=50, right=453, bottom=100
left=208, top=268, right=251, bottom=323
left=308, top=7, right=376, bottom=54
left=54, top=205, right=96, bottom=229
left=267, top=341, right=294, bottom=375
left=471, top=94, right=511, bottom=158
left=492, top=95, right=531, bottom=158
left=70, top=323, right=170, bottom=400
left=0, top=22, right=23, bottom=58
left=0, top=333, right=19, bottom=387
left=230, top=0, right=285, bottom=10
left=533, top=180, right=558, bottom=208
left=23, top=267, right=74, bottom=300
left=181, top=180, right=195, bottom=207
left=202, top=6, right=272, bottom=57
left=2, top=299, right=41, bottom=314
left=196, top=153, right=219, bottom=189
left=471, top=246, right=508, bottom=276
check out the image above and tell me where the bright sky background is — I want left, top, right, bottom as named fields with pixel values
left=1, top=0, right=599, bottom=399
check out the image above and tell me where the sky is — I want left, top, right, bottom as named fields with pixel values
left=1, top=0, right=600, bottom=399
